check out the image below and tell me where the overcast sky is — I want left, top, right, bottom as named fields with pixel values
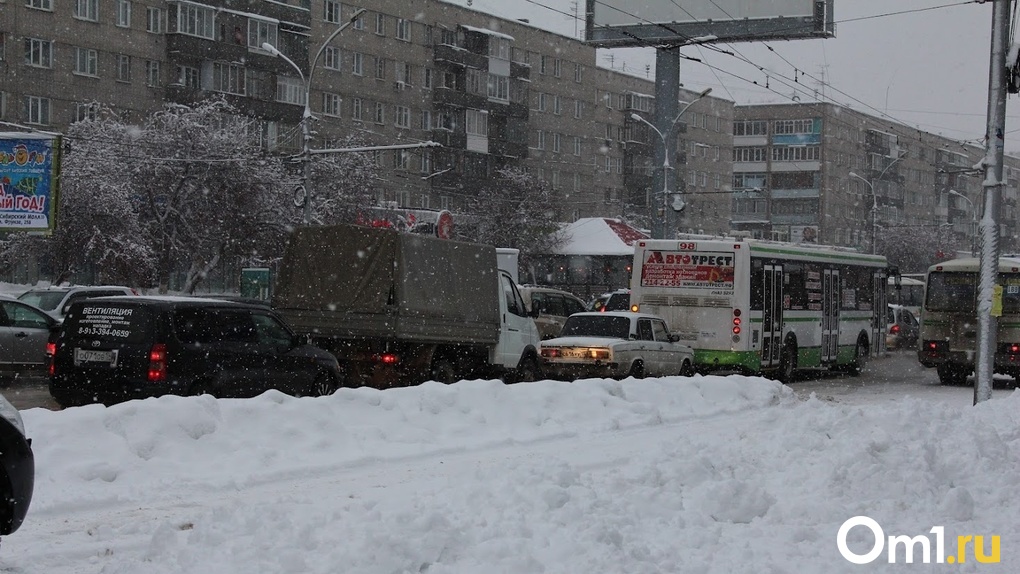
left=447, top=0, right=1020, bottom=152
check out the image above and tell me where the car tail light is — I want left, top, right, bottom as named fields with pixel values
left=47, top=341, right=57, bottom=376
left=890, top=324, right=900, bottom=335
left=148, top=343, right=167, bottom=382
left=374, top=353, right=399, bottom=365
left=541, top=348, right=561, bottom=358
left=589, top=349, right=610, bottom=360
left=732, top=309, right=742, bottom=335
left=630, top=304, right=639, bottom=312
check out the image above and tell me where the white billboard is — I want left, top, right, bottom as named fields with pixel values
left=585, top=0, right=834, bottom=48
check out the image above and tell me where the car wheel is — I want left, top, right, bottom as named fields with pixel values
left=679, top=359, right=694, bottom=377
left=847, top=339, right=868, bottom=377
left=514, top=356, right=541, bottom=383
left=628, top=360, right=645, bottom=380
left=429, top=357, right=458, bottom=384
left=937, top=363, right=969, bottom=386
left=312, top=372, right=340, bottom=396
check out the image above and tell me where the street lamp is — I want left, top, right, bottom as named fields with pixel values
left=848, top=150, right=907, bottom=255
left=948, top=189, right=978, bottom=256
left=263, top=7, right=366, bottom=225
left=630, top=87, right=712, bottom=238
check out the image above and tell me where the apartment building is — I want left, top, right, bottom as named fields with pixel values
left=733, top=103, right=1020, bottom=255
left=0, top=0, right=735, bottom=235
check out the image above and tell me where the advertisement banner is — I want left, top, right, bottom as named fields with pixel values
left=0, top=133, right=61, bottom=234
left=640, top=251, right=735, bottom=290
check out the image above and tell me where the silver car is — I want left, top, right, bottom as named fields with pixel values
left=0, top=295, right=59, bottom=384
left=17, top=285, right=137, bottom=322
left=539, top=311, right=694, bottom=381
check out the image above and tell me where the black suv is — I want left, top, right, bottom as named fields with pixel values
left=49, top=296, right=343, bottom=407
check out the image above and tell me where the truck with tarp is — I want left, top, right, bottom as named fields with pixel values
left=273, top=224, right=542, bottom=387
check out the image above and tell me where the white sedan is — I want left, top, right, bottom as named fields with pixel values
left=539, top=311, right=695, bottom=381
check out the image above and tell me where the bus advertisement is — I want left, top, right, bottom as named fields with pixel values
left=630, top=236, right=890, bottom=381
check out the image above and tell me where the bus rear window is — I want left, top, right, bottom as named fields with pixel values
left=64, top=304, right=153, bottom=343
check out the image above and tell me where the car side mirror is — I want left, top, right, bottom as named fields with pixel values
left=668, top=334, right=679, bottom=343
left=529, top=306, right=541, bottom=318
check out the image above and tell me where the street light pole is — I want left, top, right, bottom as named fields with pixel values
left=848, top=150, right=907, bottom=255
left=948, top=189, right=978, bottom=257
left=630, top=87, right=711, bottom=239
left=263, top=7, right=365, bottom=225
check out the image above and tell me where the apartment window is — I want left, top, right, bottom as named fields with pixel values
left=74, top=0, right=98, bottom=21
left=177, top=3, right=215, bottom=39
left=24, top=38, right=52, bottom=68
left=420, top=153, right=432, bottom=174
left=420, top=110, right=431, bottom=130
left=116, top=0, right=131, bottom=27
left=324, top=47, right=341, bottom=70
left=352, top=52, right=363, bottom=75
left=352, top=97, right=362, bottom=120
left=146, top=7, right=165, bottom=32
left=74, top=47, right=98, bottom=76
left=322, top=93, right=341, bottom=116
left=248, top=19, right=277, bottom=51
left=352, top=11, right=364, bottom=29
left=551, top=171, right=560, bottom=189
left=393, top=150, right=409, bottom=170
left=178, top=65, right=199, bottom=88
left=573, top=136, right=581, bottom=156
left=323, top=0, right=340, bottom=24
left=574, top=63, right=581, bottom=82
left=145, top=60, right=160, bottom=86
left=75, top=102, right=98, bottom=122
left=27, top=0, right=53, bottom=10
left=423, top=68, right=433, bottom=89
left=553, top=95, right=561, bottom=115
left=772, top=145, right=820, bottom=162
left=774, top=118, right=817, bottom=135
left=374, top=102, right=385, bottom=124
left=540, top=55, right=548, bottom=74
left=552, top=132, right=561, bottom=153
left=395, top=105, right=410, bottom=128
left=605, top=156, right=611, bottom=173
left=573, top=100, right=582, bottom=119
left=440, top=195, right=450, bottom=210
left=24, top=95, right=50, bottom=125
left=396, top=18, right=410, bottom=41
left=733, top=146, right=767, bottom=162
left=553, top=58, right=561, bottom=77
left=395, top=61, right=411, bottom=84
left=374, top=56, right=386, bottom=79
left=489, top=37, right=510, bottom=60
left=536, top=92, right=546, bottom=112
left=465, top=109, right=488, bottom=136
left=275, top=76, right=303, bottom=104
left=733, top=120, right=767, bottom=136
left=375, top=13, right=385, bottom=35
left=116, top=55, right=131, bottom=82
left=487, top=75, right=508, bottom=102
left=535, top=130, right=545, bottom=150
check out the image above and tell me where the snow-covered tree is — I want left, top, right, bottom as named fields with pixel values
left=459, top=166, right=565, bottom=260
left=878, top=224, right=959, bottom=273
left=307, top=134, right=377, bottom=225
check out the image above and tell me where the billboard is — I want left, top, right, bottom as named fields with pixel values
left=0, top=133, right=61, bottom=234
left=639, top=250, right=735, bottom=291
left=585, top=0, right=834, bottom=48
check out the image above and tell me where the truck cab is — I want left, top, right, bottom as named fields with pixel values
left=494, top=271, right=542, bottom=380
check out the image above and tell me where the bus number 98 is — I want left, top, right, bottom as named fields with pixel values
left=677, top=242, right=697, bottom=250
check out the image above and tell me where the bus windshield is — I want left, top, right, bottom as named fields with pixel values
left=926, top=272, right=1020, bottom=313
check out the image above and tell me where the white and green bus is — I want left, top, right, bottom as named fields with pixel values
left=629, top=236, right=890, bottom=381
left=917, top=257, right=1020, bottom=385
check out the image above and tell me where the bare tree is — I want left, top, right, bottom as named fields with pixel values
left=878, top=225, right=959, bottom=273
left=307, top=134, right=378, bottom=225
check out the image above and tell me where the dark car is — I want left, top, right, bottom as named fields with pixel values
left=0, top=295, right=60, bottom=385
left=0, top=394, right=33, bottom=538
left=589, top=289, right=631, bottom=312
left=48, top=296, right=343, bottom=407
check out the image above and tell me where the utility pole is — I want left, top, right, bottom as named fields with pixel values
left=975, top=0, right=1010, bottom=404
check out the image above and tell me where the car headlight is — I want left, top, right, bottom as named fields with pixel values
left=0, top=395, right=27, bottom=438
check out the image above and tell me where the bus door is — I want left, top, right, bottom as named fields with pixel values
left=821, top=269, right=840, bottom=363
left=761, top=264, right=784, bottom=368
left=872, top=270, right=887, bottom=356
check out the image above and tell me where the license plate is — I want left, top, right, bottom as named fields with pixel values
left=74, top=348, right=118, bottom=367
left=561, top=349, right=590, bottom=359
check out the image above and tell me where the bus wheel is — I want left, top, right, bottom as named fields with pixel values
left=777, top=345, right=796, bottom=383
left=848, top=339, right=868, bottom=377
left=937, top=363, right=968, bottom=386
